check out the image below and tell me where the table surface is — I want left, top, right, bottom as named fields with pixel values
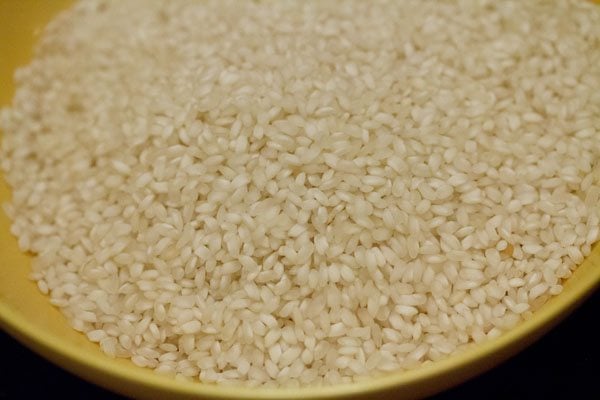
left=1, top=290, right=598, bottom=399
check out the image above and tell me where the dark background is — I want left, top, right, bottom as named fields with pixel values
left=1, top=290, right=598, bottom=399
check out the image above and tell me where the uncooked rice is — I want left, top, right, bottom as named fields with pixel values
left=1, top=0, right=600, bottom=387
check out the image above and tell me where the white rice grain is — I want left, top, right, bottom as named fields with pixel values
left=1, top=0, right=599, bottom=388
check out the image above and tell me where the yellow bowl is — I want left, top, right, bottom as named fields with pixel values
left=1, top=1, right=599, bottom=399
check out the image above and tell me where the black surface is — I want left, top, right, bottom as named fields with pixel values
left=1, top=290, right=598, bottom=399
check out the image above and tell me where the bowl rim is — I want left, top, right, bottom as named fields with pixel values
left=1, top=246, right=598, bottom=399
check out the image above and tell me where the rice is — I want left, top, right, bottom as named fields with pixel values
left=1, top=0, right=600, bottom=387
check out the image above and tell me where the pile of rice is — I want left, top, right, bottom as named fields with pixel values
left=1, top=0, right=599, bottom=387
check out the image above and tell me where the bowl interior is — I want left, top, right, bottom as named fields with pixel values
left=1, top=1, right=599, bottom=399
